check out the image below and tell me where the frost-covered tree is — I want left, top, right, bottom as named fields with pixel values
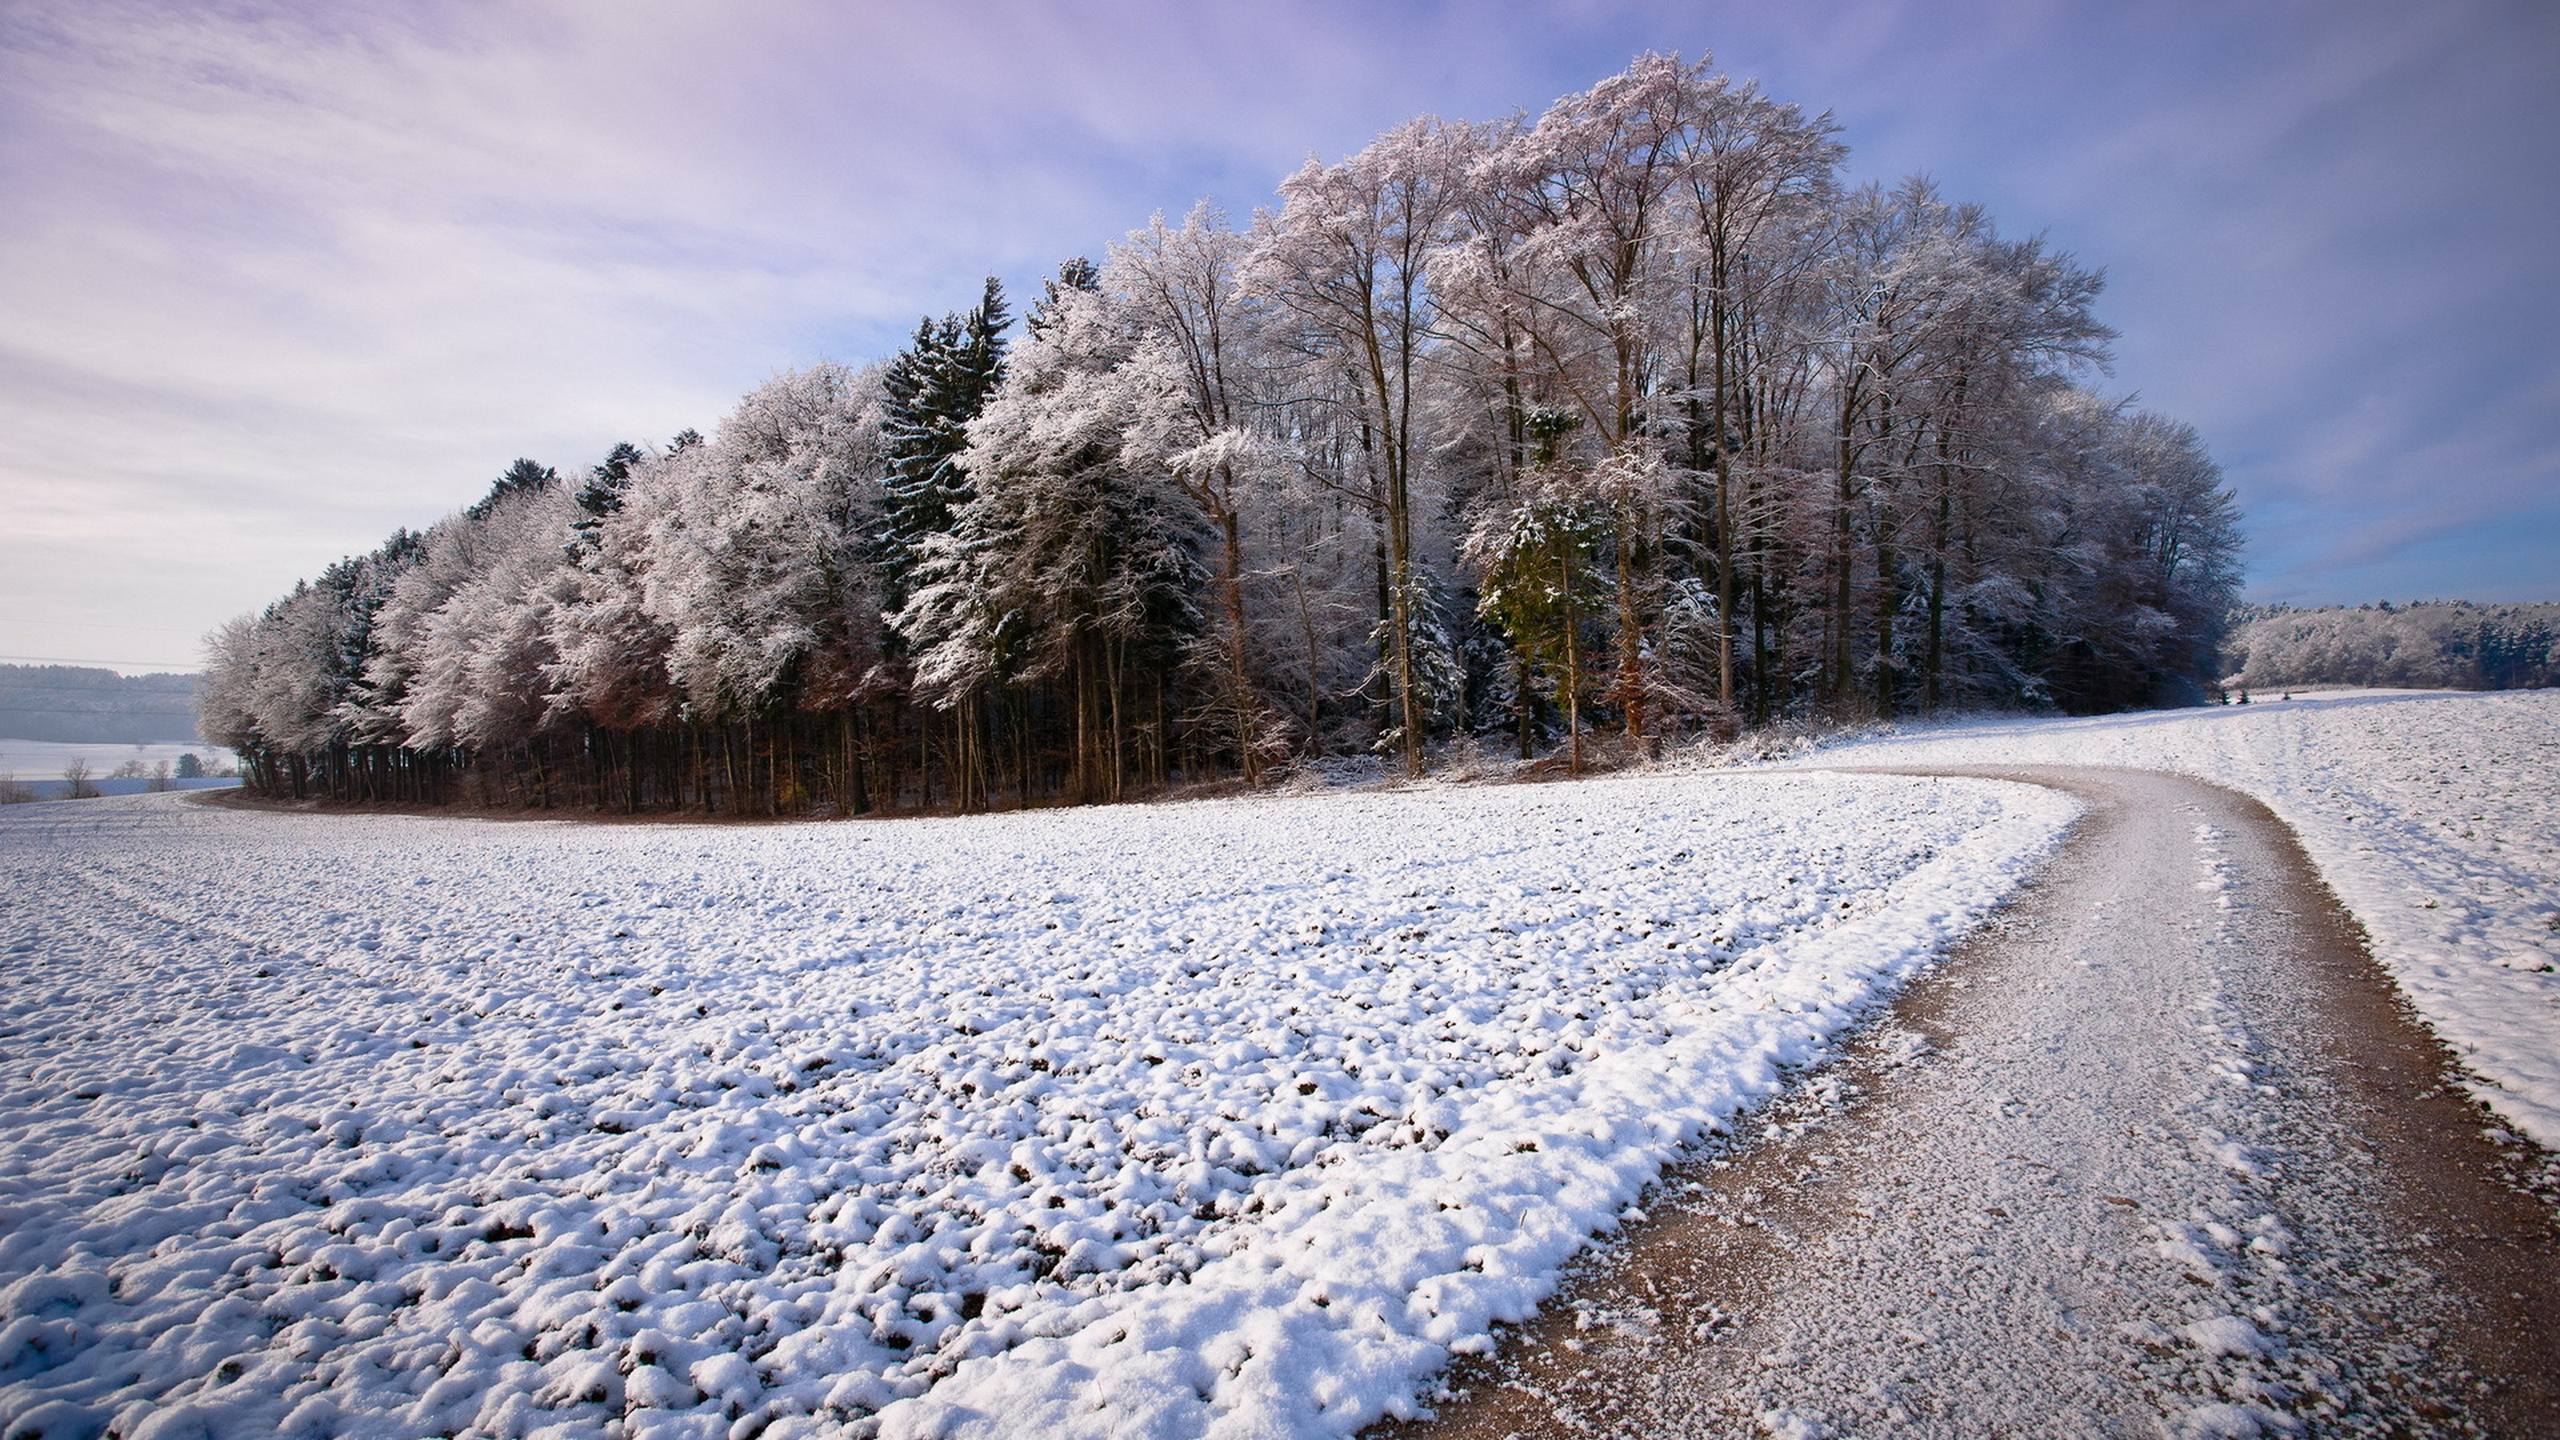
left=914, top=282, right=1209, bottom=806
left=398, top=483, right=575, bottom=769
left=1111, top=207, right=1285, bottom=776
left=880, top=280, right=1011, bottom=614
left=206, top=51, right=2249, bottom=813
left=2226, top=602, right=2560, bottom=692
left=1672, top=77, right=1845, bottom=710
left=570, top=441, right=646, bottom=550
left=1249, top=117, right=1475, bottom=776
left=1466, top=479, right=1610, bottom=772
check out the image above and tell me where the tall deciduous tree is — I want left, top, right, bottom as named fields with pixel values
left=204, top=52, right=2244, bottom=814
left=1250, top=118, right=1470, bottom=777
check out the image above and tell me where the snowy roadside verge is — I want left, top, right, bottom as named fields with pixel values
left=1, top=771, right=2073, bottom=1439
left=1787, top=689, right=2560, bottom=1151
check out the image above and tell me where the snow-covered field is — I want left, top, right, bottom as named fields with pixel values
left=1801, top=688, right=2560, bottom=1150
left=5, top=778, right=239, bottom=802
left=0, top=771, right=2071, bottom=1438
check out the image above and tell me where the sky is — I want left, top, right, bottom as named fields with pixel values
left=1, top=0, right=2553, bottom=675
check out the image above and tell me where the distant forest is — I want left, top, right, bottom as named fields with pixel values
left=2223, top=601, right=2559, bottom=693
left=0, top=665, right=201, bottom=744
left=203, top=54, right=2243, bottom=814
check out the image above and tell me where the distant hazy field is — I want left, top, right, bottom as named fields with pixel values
left=0, top=737, right=237, bottom=799
left=0, top=737, right=225, bottom=775
left=7, top=776, right=241, bottom=799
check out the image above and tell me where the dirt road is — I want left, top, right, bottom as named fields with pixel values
left=1393, top=767, right=2559, bottom=1438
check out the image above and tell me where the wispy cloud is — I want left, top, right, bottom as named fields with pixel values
left=1, top=0, right=2553, bottom=671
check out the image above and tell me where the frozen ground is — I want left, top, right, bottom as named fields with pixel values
left=0, top=771, right=2071, bottom=1438
left=1412, top=767, right=2560, bottom=1436
left=1797, top=689, right=2560, bottom=1150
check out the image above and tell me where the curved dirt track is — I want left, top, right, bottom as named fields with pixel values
left=1389, top=767, right=2560, bottom=1438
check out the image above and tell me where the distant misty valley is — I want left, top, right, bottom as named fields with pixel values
left=0, top=664, right=202, bottom=744
left=0, top=665, right=232, bottom=801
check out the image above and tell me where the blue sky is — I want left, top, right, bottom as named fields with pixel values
left=1, top=0, right=2553, bottom=673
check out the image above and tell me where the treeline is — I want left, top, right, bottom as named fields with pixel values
left=2223, top=601, right=2558, bottom=692
left=203, top=53, right=2242, bottom=814
left=0, top=665, right=201, bottom=744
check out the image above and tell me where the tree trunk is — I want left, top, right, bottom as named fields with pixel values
left=1710, top=239, right=1737, bottom=713
left=1220, top=507, right=1258, bottom=783
left=1832, top=382, right=1862, bottom=711
left=1613, top=508, right=1648, bottom=746
left=1561, top=544, right=1583, bottom=776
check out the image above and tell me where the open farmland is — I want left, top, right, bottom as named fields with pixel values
left=0, top=772, right=2068, bottom=1438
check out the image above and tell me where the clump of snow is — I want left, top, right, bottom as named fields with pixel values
left=2181, top=1314, right=2274, bottom=1360
left=0, top=773, right=2072, bottom=1437
left=1798, top=690, right=2560, bottom=1149
left=1757, top=1407, right=1834, bottom=1439
left=2176, top=1399, right=2292, bottom=1438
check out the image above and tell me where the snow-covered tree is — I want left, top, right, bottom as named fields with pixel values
left=914, top=281, right=1209, bottom=806
left=205, top=51, right=2248, bottom=812
left=1110, top=206, right=1285, bottom=775
left=880, top=280, right=1011, bottom=615
left=1249, top=117, right=1474, bottom=776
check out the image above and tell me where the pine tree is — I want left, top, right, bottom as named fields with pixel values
left=875, top=317, right=949, bottom=609
left=954, top=276, right=1012, bottom=407
left=1027, top=256, right=1101, bottom=339
left=570, top=442, right=646, bottom=552
left=1469, top=493, right=1608, bottom=774
left=468, top=458, right=557, bottom=521
left=934, top=282, right=1208, bottom=803
left=880, top=279, right=1012, bottom=614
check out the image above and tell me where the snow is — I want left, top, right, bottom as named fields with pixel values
left=0, top=773, right=2073, bottom=1437
left=7, top=778, right=239, bottom=801
left=1795, top=688, right=2560, bottom=1149
left=2179, top=1315, right=2273, bottom=1360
